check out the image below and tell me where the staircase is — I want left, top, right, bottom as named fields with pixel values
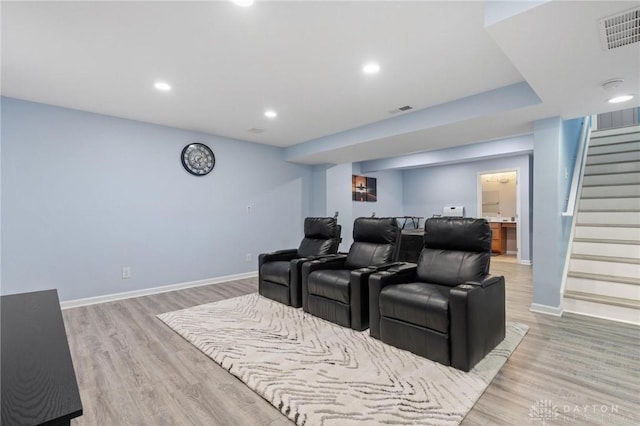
left=563, top=125, right=640, bottom=324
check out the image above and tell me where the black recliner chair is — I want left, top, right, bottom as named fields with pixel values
left=301, top=217, right=401, bottom=331
left=369, top=217, right=505, bottom=372
left=259, top=217, right=341, bottom=308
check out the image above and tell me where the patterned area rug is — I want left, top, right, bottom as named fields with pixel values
left=158, top=293, right=528, bottom=425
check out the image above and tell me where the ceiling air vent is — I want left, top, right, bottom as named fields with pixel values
left=388, top=105, right=413, bottom=114
left=248, top=127, right=265, bottom=134
left=599, top=7, right=640, bottom=50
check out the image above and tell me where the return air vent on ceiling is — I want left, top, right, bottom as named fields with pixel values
left=248, top=127, right=265, bottom=134
left=599, top=7, right=640, bottom=50
left=388, top=105, right=413, bottom=114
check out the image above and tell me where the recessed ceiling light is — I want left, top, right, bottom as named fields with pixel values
left=608, top=95, right=634, bottom=104
left=154, top=81, right=172, bottom=91
left=362, top=62, right=381, bottom=75
left=232, top=0, right=254, bottom=7
left=264, top=110, right=277, bottom=119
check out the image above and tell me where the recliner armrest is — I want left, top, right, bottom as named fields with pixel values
left=314, top=254, right=348, bottom=264
left=368, top=264, right=418, bottom=338
left=308, top=253, right=344, bottom=262
left=385, top=262, right=419, bottom=276
left=258, top=249, right=299, bottom=266
left=367, top=261, right=406, bottom=272
left=449, top=275, right=506, bottom=371
left=270, top=248, right=298, bottom=255
left=291, top=253, right=340, bottom=269
left=463, top=274, right=503, bottom=288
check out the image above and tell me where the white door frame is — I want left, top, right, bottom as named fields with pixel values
left=477, top=168, right=521, bottom=263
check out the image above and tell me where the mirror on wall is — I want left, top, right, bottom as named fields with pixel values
left=480, top=171, right=516, bottom=220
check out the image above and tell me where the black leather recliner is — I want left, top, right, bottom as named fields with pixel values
left=369, top=217, right=505, bottom=372
left=301, top=217, right=401, bottom=331
left=259, top=217, right=341, bottom=308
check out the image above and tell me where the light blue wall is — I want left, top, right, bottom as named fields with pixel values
left=306, top=163, right=404, bottom=251
left=0, top=96, right=586, bottom=309
left=352, top=164, right=404, bottom=221
left=402, top=154, right=532, bottom=262
left=533, top=118, right=569, bottom=310
left=310, top=164, right=329, bottom=217
left=1, top=97, right=313, bottom=301
left=531, top=116, right=582, bottom=309
left=325, top=163, right=354, bottom=251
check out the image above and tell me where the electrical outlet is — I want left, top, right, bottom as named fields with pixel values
left=122, top=266, right=132, bottom=279
left=245, top=253, right=252, bottom=262
left=246, top=205, right=252, bottom=214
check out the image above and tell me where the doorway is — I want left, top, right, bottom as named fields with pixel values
left=477, top=169, right=521, bottom=263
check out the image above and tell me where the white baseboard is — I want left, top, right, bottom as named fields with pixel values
left=60, top=271, right=258, bottom=309
left=519, top=259, right=532, bottom=266
left=530, top=302, right=563, bottom=317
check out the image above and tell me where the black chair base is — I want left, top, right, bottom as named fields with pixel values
left=307, top=295, right=350, bottom=328
left=379, top=317, right=450, bottom=366
left=259, top=280, right=293, bottom=307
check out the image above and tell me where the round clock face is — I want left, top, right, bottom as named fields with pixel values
left=181, top=143, right=215, bottom=176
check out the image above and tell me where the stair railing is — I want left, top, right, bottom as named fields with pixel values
left=560, top=116, right=592, bottom=299
left=562, top=115, right=592, bottom=217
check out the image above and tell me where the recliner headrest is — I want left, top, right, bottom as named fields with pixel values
left=304, top=217, right=338, bottom=239
left=424, top=217, right=491, bottom=252
left=353, top=217, right=399, bottom=244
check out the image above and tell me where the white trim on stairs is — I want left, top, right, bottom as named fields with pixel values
left=60, top=271, right=258, bottom=309
left=563, top=304, right=640, bottom=326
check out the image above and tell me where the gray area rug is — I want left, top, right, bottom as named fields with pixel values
left=158, top=293, right=528, bottom=425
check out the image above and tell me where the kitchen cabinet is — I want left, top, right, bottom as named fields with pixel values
left=489, top=222, right=516, bottom=254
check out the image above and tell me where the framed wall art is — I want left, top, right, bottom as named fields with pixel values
left=352, top=175, right=377, bottom=202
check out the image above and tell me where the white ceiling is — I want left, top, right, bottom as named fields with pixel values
left=2, top=1, right=640, bottom=165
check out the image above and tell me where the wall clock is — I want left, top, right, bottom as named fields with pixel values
left=181, top=143, right=215, bottom=176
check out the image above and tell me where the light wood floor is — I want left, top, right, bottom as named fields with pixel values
left=62, top=261, right=640, bottom=425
